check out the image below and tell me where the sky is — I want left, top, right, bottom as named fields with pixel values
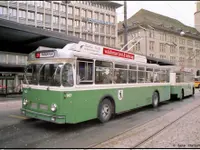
left=114, top=1, right=196, bottom=27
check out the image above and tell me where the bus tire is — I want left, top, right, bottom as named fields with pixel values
left=198, top=84, right=200, bottom=88
left=152, top=91, right=159, bottom=108
left=180, top=89, right=184, bottom=100
left=98, top=99, right=113, bottom=123
left=192, top=87, right=195, bottom=96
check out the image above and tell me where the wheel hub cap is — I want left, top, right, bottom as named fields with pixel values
left=102, top=104, right=110, bottom=119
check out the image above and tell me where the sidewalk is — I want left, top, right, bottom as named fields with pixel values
left=93, top=95, right=200, bottom=148
left=0, top=94, right=21, bottom=101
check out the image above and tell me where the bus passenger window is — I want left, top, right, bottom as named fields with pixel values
left=76, top=60, right=93, bottom=85
left=95, top=61, right=113, bottom=84
left=62, top=63, right=74, bottom=87
left=138, top=67, right=145, bottom=83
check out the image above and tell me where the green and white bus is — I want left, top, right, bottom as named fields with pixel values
left=21, top=41, right=194, bottom=124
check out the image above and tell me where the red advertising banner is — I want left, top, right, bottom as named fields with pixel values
left=103, top=48, right=134, bottom=60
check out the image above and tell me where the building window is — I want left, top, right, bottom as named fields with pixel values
left=68, top=19, right=73, bottom=27
left=37, top=13, right=43, bottom=21
left=81, top=9, right=86, bottom=18
left=196, top=49, right=200, bottom=56
left=75, top=8, right=80, bottom=16
left=82, top=33, right=86, bottom=40
left=100, top=25, right=104, bottom=33
left=106, top=37, right=110, bottom=46
left=105, top=14, right=110, bottom=22
left=159, top=43, right=165, bottom=52
left=179, top=38, right=185, bottom=45
left=133, top=42, right=140, bottom=52
left=28, top=11, right=35, bottom=20
left=179, top=47, right=185, bottom=55
left=53, top=16, right=59, bottom=24
left=111, top=26, right=115, bottom=34
left=95, top=24, right=99, bottom=32
left=75, top=20, right=80, bottom=28
left=9, top=8, right=17, bottom=17
left=94, top=12, right=99, bottom=20
left=45, top=1, right=51, bottom=9
left=95, top=35, right=99, bottom=43
left=106, top=25, right=110, bottom=34
left=149, top=30, right=154, bottom=38
left=100, top=36, right=104, bottom=44
left=150, top=54, right=154, bottom=57
left=19, top=10, right=26, bottom=18
left=0, top=7, right=7, bottom=15
left=87, top=10, right=92, bottom=18
left=160, top=32, right=166, bottom=41
left=88, top=22, right=92, bottom=30
left=68, top=31, right=73, bottom=36
left=75, top=32, right=80, bottom=38
left=61, top=17, right=66, bottom=25
left=45, top=14, right=51, bottom=23
left=37, top=1, right=43, bottom=7
left=110, top=16, right=115, bottom=24
left=81, top=21, right=86, bottom=30
left=53, top=3, right=59, bottom=11
left=60, top=4, right=66, bottom=12
left=170, top=45, right=176, bottom=53
left=68, top=6, right=73, bottom=15
left=100, top=13, right=104, bottom=21
left=187, top=39, right=193, bottom=46
left=111, top=38, right=115, bottom=47
left=170, top=56, right=176, bottom=63
left=149, top=41, right=155, bottom=51
left=188, top=48, right=193, bottom=58
left=88, top=34, right=92, bottom=41
left=160, top=55, right=166, bottom=59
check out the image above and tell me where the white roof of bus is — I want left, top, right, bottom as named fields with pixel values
left=30, top=41, right=172, bottom=70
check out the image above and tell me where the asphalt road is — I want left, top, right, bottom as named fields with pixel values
left=0, top=90, right=200, bottom=148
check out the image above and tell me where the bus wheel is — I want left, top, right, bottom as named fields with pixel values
left=198, top=84, right=200, bottom=88
left=192, top=87, right=195, bottom=96
left=180, top=89, right=184, bottom=100
left=98, top=99, right=113, bottom=123
left=152, top=91, right=159, bottom=108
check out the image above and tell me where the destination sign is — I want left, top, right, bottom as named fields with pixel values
left=103, top=48, right=134, bottom=60
left=35, top=51, right=55, bottom=58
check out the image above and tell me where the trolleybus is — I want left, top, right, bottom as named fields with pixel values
left=21, top=41, right=195, bottom=124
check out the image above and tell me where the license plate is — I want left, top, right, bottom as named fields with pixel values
left=40, top=104, right=48, bottom=110
left=31, top=103, right=37, bottom=109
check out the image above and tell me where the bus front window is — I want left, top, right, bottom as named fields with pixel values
left=39, top=63, right=64, bottom=86
left=24, top=64, right=42, bottom=85
left=62, top=63, right=74, bottom=87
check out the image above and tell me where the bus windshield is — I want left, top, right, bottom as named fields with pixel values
left=24, top=63, right=74, bottom=87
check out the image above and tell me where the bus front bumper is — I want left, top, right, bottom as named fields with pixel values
left=20, top=108, right=66, bottom=124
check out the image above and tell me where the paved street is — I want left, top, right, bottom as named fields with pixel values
left=0, top=90, right=200, bottom=148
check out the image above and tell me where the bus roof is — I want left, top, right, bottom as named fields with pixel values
left=28, top=41, right=171, bottom=69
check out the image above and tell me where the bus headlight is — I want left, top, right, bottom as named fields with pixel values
left=51, top=104, right=57, bottom=112
left=23, top=99, right=28, bottom=106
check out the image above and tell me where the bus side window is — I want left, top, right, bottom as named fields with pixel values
left=114, top=64, right=127, bottom=84
left=138, top=66, right=145, bottom=83
left=95, top=60, right=113, bottom=84
left=76, top=60, right=93, bottom=85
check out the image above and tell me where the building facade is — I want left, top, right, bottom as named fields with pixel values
left=118, top=8, right=200, bottom=75
left=0, top=1, right=122, bottom=48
